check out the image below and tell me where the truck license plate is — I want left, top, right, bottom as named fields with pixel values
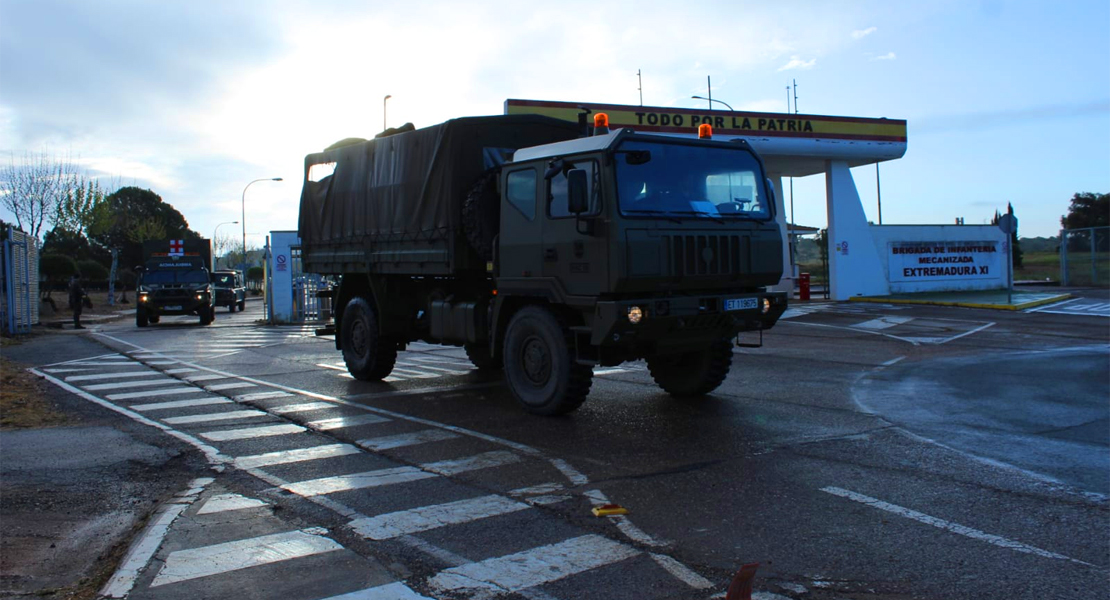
left=725, top=298, right=758, bottom=311
left=164, top=305, right=182, bottom=311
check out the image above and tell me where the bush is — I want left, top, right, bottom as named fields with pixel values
left=40, top=253, right=77, bottom=292
left=77, top=259, right=109, bottom=283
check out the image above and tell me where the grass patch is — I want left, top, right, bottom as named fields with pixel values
left=0, top=357, right=68, bottom=429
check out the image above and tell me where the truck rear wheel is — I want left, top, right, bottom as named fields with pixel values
left=464, top=343, right=501, bottom=371
left=341, top=297, right=397, bottom=381
left=503, top=306, right=592, bottom=415
left=647, top=338, right=733, bottom=397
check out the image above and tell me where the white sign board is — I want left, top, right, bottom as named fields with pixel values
left=889, top=241, right=1001, bottom=283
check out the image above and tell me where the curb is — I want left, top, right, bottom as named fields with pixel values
left=849, top=293, right=1072, bottom=311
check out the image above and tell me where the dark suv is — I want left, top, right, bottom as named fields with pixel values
left=211, top=270, right=247, bottom=312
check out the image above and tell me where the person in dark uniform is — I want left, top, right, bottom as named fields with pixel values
left=68, top=273, right=86, bottom=329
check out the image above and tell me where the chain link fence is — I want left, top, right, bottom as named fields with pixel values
left=1060, top=227, right=1109, bottom=286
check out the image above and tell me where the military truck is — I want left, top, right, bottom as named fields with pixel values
left=298, top=114, right=787, bottom=415
left=136, top=239, right=216, bottom=327
left=212, top=269, right=247, bottom=312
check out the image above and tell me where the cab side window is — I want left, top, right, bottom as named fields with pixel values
left=506, top=169, right=537, bottom=221
left=548, top=160, right=600, bottom=218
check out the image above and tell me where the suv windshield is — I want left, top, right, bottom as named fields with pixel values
left=143, top=270, right=210, bottom=285
left=213, top=273, right=236, bottom=287
left=616, top=140, right=770, bottom=221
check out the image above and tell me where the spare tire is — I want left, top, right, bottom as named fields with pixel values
left=462, top=171, right=500, bottom=262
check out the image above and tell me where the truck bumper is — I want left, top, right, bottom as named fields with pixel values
left=141, top=299, right=211, bottom=316
left=591, top=291, right=787, bottom=352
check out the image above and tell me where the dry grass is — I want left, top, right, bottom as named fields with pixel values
left=0, top=356, right=68, bottom=429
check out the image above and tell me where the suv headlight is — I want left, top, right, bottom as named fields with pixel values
left=627, top=305, right=644, bottom=324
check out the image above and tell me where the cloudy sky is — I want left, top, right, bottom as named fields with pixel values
left=1, top=0, right=1107, bottom=242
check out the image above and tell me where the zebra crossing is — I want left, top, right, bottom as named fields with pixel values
left=128, top=324, right=321, bottom=360
left=320, top=352, right=644, bottom=382
left=35, top=352, right=717, bottom=600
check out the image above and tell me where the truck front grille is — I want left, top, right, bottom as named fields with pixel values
left=663, top=234, right=749, bottom=277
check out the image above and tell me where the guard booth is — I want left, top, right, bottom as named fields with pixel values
left=506, top=99, right=1010, bottom=300
left=1, top=224, right=39, bottom=334
left=268, top=231, right=331, bottom=324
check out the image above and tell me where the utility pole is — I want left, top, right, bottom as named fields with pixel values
left=637, top=69, right=643, bottom=106
left=707, top=75, right=713, bottom=110
left=792, top=79, right=799, bottom=114
left=876, top=162, right=883, bottom=225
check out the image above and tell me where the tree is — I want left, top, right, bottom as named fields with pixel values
left=1, top=151, right=82, bottom=239
left=42, top=227, right=110, bottom=265
left=39, top=253, right=77, bottom=296
left=89, top=186, right=200, bottom=270
left=1061, top=192, right=1109, bottom=231
left=54, top=177, right=110, bottom=236
left=77, top=259, right=109, bottom=283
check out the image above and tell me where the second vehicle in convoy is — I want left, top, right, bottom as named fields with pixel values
left=298, top=113, right=787, bottom=414
left=211, top=270, right=247, bottom=312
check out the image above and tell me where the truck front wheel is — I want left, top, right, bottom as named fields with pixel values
left=200, top=306, right=214, bottom=325
left=503, top=306, right=592, bottom=416
left=464, top=344, right=501, bottom=371
left=136, top=308, right=149, bottom=327
left=341, top=297, right=397, bottom=381
left=647, top=338, right=734, bottom=397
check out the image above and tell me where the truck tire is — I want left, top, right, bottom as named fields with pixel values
left=238, top=299, right=246, bottom=311
left=462, top=171, right=499, bottom=262
left=136, top=308, right=149, bottom=327
left=464, top=343, right=501, bottom=371
left=341, top=297, right=397, bottom=380
left=228, top=303, right=235, bottom=313
left=503, top=306, right=592, bottom=415
left=647, top=338, right=733, bottom=397
left=200, top=306, right=214, bottom=325
left=149, top=315, right=160, bottom=324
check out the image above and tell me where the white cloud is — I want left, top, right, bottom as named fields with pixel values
left=872, top=52, right=897, bottom=61
left=778, top=57, right=817, bottom=72
left=852, top=26, right=877, bottom=39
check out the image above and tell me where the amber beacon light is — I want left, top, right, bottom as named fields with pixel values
left=593, top=112, right=610, bottom=135
left=698, top=123, right=713, bottom=139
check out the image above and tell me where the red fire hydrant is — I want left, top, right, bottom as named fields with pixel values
left=799, top=272, right=811, bottom=301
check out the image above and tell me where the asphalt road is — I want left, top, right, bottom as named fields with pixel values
left=24, top=291, right=1110, bottom=600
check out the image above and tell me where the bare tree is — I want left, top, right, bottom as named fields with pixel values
left=213, top=232, right=237, bottom=269
left=1, top=150, right=81, bottom=239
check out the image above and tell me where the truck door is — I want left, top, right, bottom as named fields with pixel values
left=499, top=167, right=543, bottom=282
left=541, top=159, right=608, bottom=297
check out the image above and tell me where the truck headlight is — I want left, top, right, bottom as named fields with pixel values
left=627, top=306, right=644, bottom=324
left=762, top=298, right=771, bottom=314
left=139, top=293, right=149, bottom=303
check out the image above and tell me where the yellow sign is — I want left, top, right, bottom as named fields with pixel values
left=505, top=99, right=906, bottom=142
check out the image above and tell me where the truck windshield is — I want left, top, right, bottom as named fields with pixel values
left=144, top=270, right=210, bottom=285
left=616, top=140, right=770, bottom=221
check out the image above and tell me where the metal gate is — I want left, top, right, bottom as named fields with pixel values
left=1, top=225, right=40, bottom=335
left=292, top=275, right=332, bottom=322
left=1060, top=227, right=1109, bottom=286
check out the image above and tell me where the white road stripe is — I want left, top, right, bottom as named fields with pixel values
left=422, top=450, right=521, bottom=476
left=650, top=553, right=714, bottom=589
left=65, top=361, right=146, bottom=367
left=395, top=361, right=471, bottom=375
left=205, top=382, right=256, bottom=392
left=131, top=397, right=232, bottom=412
left=320, top=582, right=433, bottom=600
left=307, top=414, right=390, bottom=431
left=150, top=529, right=344, bottom=587
left=351, top=495, right=528, bottom=540
left=183, top=373, right=227, bottom=382
left=163, top=410, right=269, bottom=425
left=316, top=363, right=347, bottom=371
left=853, top=316, right=914, bottom=330
left=84, top=378, right=185, bottom=391
left=234, top=444, right=362, bottom=469
left=147, top=361, right=178, bottom=366
left=199, top=424, right=305, bottom=441
left=356, top=429, right=460, bottom=451
left=269, top=402, right=336, bottom=415
left=820, top=486, right=1094, bottom=566
left=164, top=368, right=198, bottom=374
left=427, top=534, right=638, bottom=595
left=235, top=391, right=295, bottom=402
left=64, top=371, right=161, bottom=382
left=282, top=466, right=437, bottom=497
left=42, top=368, right=97, bottom=373
left=196, top=493, right=268, bottom=515
left=107, top=387, right=202, bottom=401
left=388, top=367, right=440, bottom=379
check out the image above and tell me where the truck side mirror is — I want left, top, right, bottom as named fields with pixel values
left=567, top=168, right=588, bottom=214
left=765, top=177, right=777, bottom=205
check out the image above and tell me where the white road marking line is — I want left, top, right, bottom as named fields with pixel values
left=42, top=367, right=97, bottom=373
left=404, top=355, right=474, bottom=367
left=163, top=410, right=269, bottom=425
left=199, top=424, right=305, bottom=441
left=1026, top=297, right=1081, bottom=313
left=84, top=378, right=186, bottom=391
left=164, top=368, right=198, bottom=374
left=316, top=363, right=347, bottom=371
left=395, top=361, right=471, bottom=375
left=234, top=444, right=363, bottom=469
left=282, top=466, right=437, bottom=497
left=357, top=429, right=460, bottom=451
left=183, top=373, right=227, bottom=382
left=235, top=391, right=295, bottom=402
left=650, top=553, right=715, bottom=589
left=270, top=402, right=336, bottom=414
left=594, top=367, right=634, bottom=376
left=427, top=534, right=639, bottom=595
left=107, top=387, right=204, bottom=401
left=147, top=360, right=178, bottom=365
left=388, top=367, right=441, bottom=379
left=204, top=382, right=256, bottom=391
left=196, top=493, right=268, bottom=515
left=149, top=529, right=344, bottom=587
left=422, top=450, right=521, bottom=476
left=350, top=495, right=529, bottom=540
left=307, top=414, right=390, bottom=431
left=320, top=582, right=433, bottom=600
left=509, top=483, right=565, bottom=496
left=934, top=321, right=996, bottom=344
left=131, top=397, right=232, bottom=412
left=584, top=489, right=668, bottom=548
left=880, top=356, right=907, bottom=367
left=64, top=371, right=162, bottom=382
left=820, top=486, right=1095, bottom=566
left=853, top=316, right=914, bottom=330
left=64, top=361, right=146, bottom=367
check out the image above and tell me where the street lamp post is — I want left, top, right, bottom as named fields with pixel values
left=691, top=95, right=734, bottom=111
left=213, top=220, right=238, bottom=269
left=242, top=178, right=282, bottom=271
left=383, top=94, right=392, bottom=131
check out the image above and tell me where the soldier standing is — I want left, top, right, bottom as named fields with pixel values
left=68, top=273, right=86, bottom=330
